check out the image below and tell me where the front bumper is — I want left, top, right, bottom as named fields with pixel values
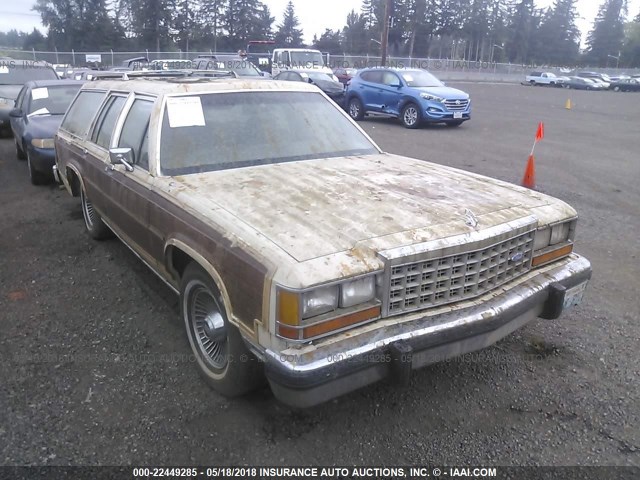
left=264, top=254, right=591, bottom=408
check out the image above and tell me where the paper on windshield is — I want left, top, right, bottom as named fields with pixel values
left=166, top=96, right=205, bottom=128
left=0, top=66, right=8, bottom=73
left=402, top=74, right=414, bottom=82
left=28, top=107, right=50, bottom=117
left=31, top=88, right=49, bottom=100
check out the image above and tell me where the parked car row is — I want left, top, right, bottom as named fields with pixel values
left=525, top=70, right=640, bottom=92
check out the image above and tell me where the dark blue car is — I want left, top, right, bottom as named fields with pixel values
left=10, top=80, right=84, bottom=184
left=345, top=68, right=471, bottom=128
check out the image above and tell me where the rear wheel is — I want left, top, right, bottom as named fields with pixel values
left=347, top=97, right=364, bottom=121
left=26, top=151, right=49, bottom=185
left=401, top=103, right=421, bottom=129
left=81, top=184, right=113, bottom=240
left=181, top=263, right=264, bottom=397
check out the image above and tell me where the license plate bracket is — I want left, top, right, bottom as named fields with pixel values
left=563, top=281, right=588, bottom=310
left=453, top=111, right=463, bottom=119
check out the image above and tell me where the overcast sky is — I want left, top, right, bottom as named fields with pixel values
left=2, top=0, right=640, bottom=48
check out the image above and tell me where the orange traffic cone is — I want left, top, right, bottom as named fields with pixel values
left=522, top=154, right=536, bottom=189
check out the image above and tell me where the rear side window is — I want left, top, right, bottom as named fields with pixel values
left=118, top=98, right=153, bottom=170
left=92, top=96, right=127, bottom=149
left=61, top=91, right=106, bottom=137
left=360, top=71, right=382, bottom=83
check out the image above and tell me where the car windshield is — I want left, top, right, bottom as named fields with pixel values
left=289, top=51, right=325, bottom=68
left=160, top=91, right=377, bottom=175
left=399, top=70, right=444, bottom=88
left=28, top=85, right=82, bottom=115
left=306, top=72, right=334, bottom=83
left=0, top=65, right=58, bottom=84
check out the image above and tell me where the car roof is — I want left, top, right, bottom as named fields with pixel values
left=83, top=77, right=318, bottom=95
left=23, top=79, right=86, bottom=88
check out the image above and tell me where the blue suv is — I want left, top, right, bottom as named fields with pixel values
left=345, top=68, right=471, bottom=128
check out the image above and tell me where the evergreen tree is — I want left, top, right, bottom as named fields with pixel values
left=621, top=14, right=640, bottom=66
left=586, top=0, right=628, bottom=66
left=343, top=9, right=368, bottom=54
left=504, top=0, right=537, bottom=64
left=313, top=29, right=342, bottom=54
left=536, top=0, right=580, bottom=65
left=274, top=1, right=304, bottom=47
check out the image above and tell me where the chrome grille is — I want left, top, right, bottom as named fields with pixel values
left=444, top=99, right=469, bottom=111
left=386, top=230, right=534, bottom=315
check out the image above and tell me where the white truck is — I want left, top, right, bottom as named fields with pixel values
left=271, top=48, right=334, bottom=77
left=525, top=71, right=560, bottom=86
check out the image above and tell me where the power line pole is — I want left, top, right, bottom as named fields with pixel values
left=380, top=0, right=392, bottom=66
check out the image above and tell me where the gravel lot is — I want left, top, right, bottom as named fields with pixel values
left=0, top=83, right=638, bottom=467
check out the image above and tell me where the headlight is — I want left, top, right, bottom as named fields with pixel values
left=550, top=222, right=570, bottom=245
left=420, top=93, right=444, bottom=103
left=31, top=138, right=55, bottom=149
left=302, top=285, right=338, bottom=319
left=531, top=220, right=576, bottom=267
left=340, top=276, right=376, bottom=308
left=277, top=274, right=382, bottom=341
left=533, top=227, right=551, bottom=251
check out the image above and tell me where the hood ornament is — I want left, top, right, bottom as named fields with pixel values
left=464, top=209, right=479, bottom=228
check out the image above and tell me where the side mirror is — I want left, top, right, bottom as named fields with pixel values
left=109, top=147, right=134, bottom=172
left=9, top=108, right=22, bottom=118
left=390, top=82, right=402, bottom=89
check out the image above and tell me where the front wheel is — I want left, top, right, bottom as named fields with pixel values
left=347, top=97, right=364, bottom=121
left=81, top=184, right=113, bottom=240
left=181, top=263, right=264, bottom=397
left=401, top=103, right=421, bottom=129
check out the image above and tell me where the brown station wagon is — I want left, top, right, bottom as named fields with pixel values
left=54, top=75, right=592, bottom=408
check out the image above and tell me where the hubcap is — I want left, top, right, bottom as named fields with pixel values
left=190, top=285, right=228, bottom=370
left=404, top=107, right=418, bottom=126
left=349, top=101, right=360, bottom=118
left=82, top=190, right=96, bottom=228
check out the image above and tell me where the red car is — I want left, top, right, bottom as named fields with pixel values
left=333, top=67, right=358, bottom=86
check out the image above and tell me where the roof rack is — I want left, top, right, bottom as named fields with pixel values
left=89, top=69, right=238, bottom=81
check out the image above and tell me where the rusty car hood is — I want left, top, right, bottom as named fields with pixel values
left=172, top=153, right=575, bottom=263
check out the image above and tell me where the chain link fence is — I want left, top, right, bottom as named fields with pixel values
left=2, top=48, right=638, bottom=81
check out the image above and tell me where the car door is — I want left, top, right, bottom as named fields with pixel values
left=358, top=71, right=384, bottom=112
left=96, top=95, right=157, bottom=258
left=379, top=71, right=403, bottom=115
left=83, top=94, right=128, bottom=220
left=56, top=90, right=107, bottom=192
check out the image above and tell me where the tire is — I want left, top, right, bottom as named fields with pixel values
left=613, top=86, right=620, bottom=92
left=529, top=81, right=535, bottom=85
left=347, top=97, right=364, bottom=121
left=81, top=184, right=113, bottom=240
left=15, top=139, right=26, bottom=160
left=401, top=103, right=421, bottom=129
left=181, top=263, right=264, bottom=397
left=446, top=120, right=464, bottom=127
left=26, top=151, right=49, bottom=185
